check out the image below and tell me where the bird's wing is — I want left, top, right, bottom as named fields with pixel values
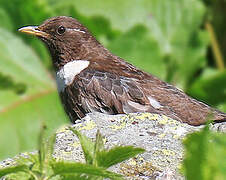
left=75, top=69, right=162, bottom=116
left=62, top=67, right=226, bottom=125
left=141, top=80, right=226, bottom=125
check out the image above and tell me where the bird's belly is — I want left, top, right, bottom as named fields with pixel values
left=58, top=87, right=85, bottom=123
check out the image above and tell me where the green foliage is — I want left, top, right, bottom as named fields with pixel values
left=69, top=128, right=145, bottom=169
left=52, top=162, right=123, bottom=180
left=0, top=0, right=225, bottom=160
left=0, top=165, right=29, bottom=178
left=0, top=27, right=68, bottom=160
left=183, top=125, right=226, bottom=180
left=188, top=68, right=226, bottom=109
left=0, top=127, right=145, bottom=180
left=0, top=125, right=57, bottom=179
left=108, top=25, right=166, bottom=80
left=96, top=146, right=145, bottom=169
left=147, top=0, right=208, bottom=88
left=70, top=127, right=95, bottom=165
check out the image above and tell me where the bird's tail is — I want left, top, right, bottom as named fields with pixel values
left=213, top=110, right=226, bottom=123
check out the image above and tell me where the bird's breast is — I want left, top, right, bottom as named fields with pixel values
left=55, top=60, right=90, bottom=92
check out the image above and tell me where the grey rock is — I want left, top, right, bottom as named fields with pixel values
left=53, top=112, right=226, bottom=180
left=1, top=112, right=225, bottom=180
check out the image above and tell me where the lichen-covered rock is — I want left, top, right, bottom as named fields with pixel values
left=53, top=112, right=226, bottom=179
left=1, top=112, right=225, bottom=180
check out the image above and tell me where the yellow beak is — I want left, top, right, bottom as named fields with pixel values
left=18, top=26, right=49, bottom=38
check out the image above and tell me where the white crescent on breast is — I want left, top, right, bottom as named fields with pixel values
left=56, top=60, right=90, bottom=92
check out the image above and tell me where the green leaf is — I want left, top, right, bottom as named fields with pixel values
left=0, top=91, right=68, bottom=160
left=0, top=8, right=14, bottom=31
left=38, top=124, right=47, bottom=173
left=97, top=146, right=145, bottom=168
left=0, top=72, right=26, bottom=94
left=217, top=102, right=226, bottom=113
left=0, top=165, right=29, bottom=178
left=52, top=161, right=123, bottom=179
left=183, top=125, right=226, bottom=180
left=171, top=31, right=209, bottom=89
left=0, top=29, right=68, bottom=160
left=69, top=128, right=95, bottom=165
left=14, top=153, right=38, bottom=168
left=187, top=69, right=226, bottom=106
left=148, top=0, right=206, bottom=53
left=93, top=130, right=105, bottom=167
left=148, top=0, right=208, bottom=88
left=0, top=28, right=53, bottom=109
left=108, top=25, right=166, bottom=80
left=51, top=0, right=153, bottom=32
left=61, top=173, right=100, bottom=180
left=95, top=131, right=105, bottom=153
left=183, top=126, right=209, bottom=180
left=0, top=0, right=54, bottom=64
left=45, top=133, right=57, bottom=162
left=3, top=172, right=32, bottom=180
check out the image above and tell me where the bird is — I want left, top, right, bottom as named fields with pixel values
left=18, top=16, right=226, bottom=126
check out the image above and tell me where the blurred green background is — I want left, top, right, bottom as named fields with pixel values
left=0, top=0, right=225, bottom=160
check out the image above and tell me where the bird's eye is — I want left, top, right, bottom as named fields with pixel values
left=57, top=26, right=66, bottom=35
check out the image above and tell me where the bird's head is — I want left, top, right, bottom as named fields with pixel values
left=19, top=16, right=99, bottom=70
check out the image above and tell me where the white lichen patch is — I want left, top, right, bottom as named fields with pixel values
left=173, top=126, right=187, bottom=139
left=72, top=141, right=80, bottom=148
left=79, top=120, right=96, bottom=131
left=153, top=149, right=176, bottom=157
left=56, top=125, right=70, bottom=133
left=158, top=117, right=168, bottom=125
left=135, top=113, right=161, bottom=121
left=161, top=149, right=176, bottom=156
left=110, top=121, right=126, bottom=130
left=128, top=159, right=137, bottom=166
left=167, top=118, right=180, bottom=125
left=159, top=133, right=166, bottom=138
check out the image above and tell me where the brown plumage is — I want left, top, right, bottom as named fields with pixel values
left=19, top=16, right=226, bottom=126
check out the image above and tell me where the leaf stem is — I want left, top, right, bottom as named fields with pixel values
left=0, top=88, right=55, bottom=114
left=24, top=169, right=39, bottom=180
left=205, top=22, right=225, bottom=70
